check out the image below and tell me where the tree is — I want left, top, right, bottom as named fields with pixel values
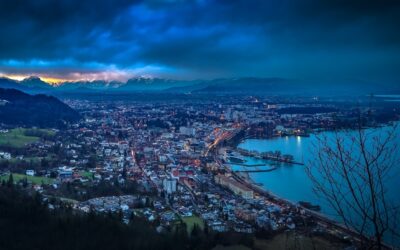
left=145, top=197, right=151, bottom=208
left=41, top=158, right=49, bottom=169
left=121, top=166, right=127, bottom=179
left=173, top=222, right=188, bottom=244
left=191, top=223, right=201, bottom=237
left=306, top=123, right=400, bottom=249
left=203, top=222, right=209, bottom=235
left=86, top=155, right=97, bottom=168
left=129, top=212, right=135, bottom=225
left=7, top=174, right=14, bottom=187
left=22, top=177, right=28, bottom=188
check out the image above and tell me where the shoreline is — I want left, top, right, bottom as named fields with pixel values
left=221, top=124, right=399, bottom=248
left=228, top=166, right=375, bottom=248
left=234, top=120, right=399, bottom=148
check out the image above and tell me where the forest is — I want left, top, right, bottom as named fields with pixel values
left=0, top=182, right=255, bottom=250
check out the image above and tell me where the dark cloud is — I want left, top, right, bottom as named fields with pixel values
left=0, top=0, right=399, bottom=81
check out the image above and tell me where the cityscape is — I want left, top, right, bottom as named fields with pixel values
left=1, top=1, right=400, bottom=250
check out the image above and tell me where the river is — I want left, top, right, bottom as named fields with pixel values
left=230, top=125, right=400, bottom=245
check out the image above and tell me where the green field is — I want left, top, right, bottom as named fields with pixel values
left=0, top=173, right=55, bottom=185
left=79, top=171, right=94, bottom=179
left=0, top=129, right=39, bottom=148
left=0, top=128, right=55, bottom=148
left=182, top=216, right=204, bottom=233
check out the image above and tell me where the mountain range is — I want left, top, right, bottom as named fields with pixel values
left=1, top=76, right=399, bottom=96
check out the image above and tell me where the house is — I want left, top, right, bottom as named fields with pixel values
left=0, top=152, right=11, bottom=160
left=58, top=166, right=74, bottom=179
left=208, top=221, right=228, bottom=232
left=26, top=170, right=35, bottom=176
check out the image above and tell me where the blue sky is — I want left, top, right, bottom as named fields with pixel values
left=0, top=0, right=399, bottom=84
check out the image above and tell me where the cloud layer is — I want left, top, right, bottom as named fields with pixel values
left=0, top=0, right=399, bottom=82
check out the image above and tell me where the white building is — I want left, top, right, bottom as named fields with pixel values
left=26, top=170, right=35, bottom=176
left=0, top=152, right=11, bottom=160
left=163, top=178, right=177, bottom=194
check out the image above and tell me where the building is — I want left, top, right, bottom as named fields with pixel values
left=179, top=127, right=196, bottom=136
left=163, top=178, right=177, bottom=194
left=26, top=170, right=35, bottom=176
left=214, top=175, right=253, bottom=199
left=235, top=208, right=256, bottom=221
left=0, top=151, right=11, bottom=160
left=58, top=166, right=74, bottom=179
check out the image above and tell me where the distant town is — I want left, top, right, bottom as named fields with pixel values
left=1, top=93, right=398, bottom=249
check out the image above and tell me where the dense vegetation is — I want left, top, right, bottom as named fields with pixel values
left=0, top=88, right=80, bottom=128
left=0, top=184, right=255, bottom=250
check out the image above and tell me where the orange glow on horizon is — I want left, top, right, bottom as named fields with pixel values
left=1, top=68, right=153, bottom=85
left=1, top=70, right=139, bottom=85
left=1, top=74, right=67, bottom=85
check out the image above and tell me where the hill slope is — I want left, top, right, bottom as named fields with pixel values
left=0, top=88, right=80, bottom=128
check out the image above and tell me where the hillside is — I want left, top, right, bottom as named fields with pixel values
left=0, top=186, right=254, bottom=250
left=0, top=186, right=183, bottom=250
left=0, top=88, right=80, bottom=128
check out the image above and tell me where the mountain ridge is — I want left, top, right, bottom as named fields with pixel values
left=1, top=76, right=399, bottom=96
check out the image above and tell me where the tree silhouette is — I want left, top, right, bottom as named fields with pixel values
left=306, top=123, right=400, bottom=248
left=7, top=174, right=14, bottom=187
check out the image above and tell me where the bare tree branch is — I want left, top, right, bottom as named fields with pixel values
left=306, top=123, right=400, bottom=249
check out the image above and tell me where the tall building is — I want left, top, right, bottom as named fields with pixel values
left=163, top=178, right=177, bottom=194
